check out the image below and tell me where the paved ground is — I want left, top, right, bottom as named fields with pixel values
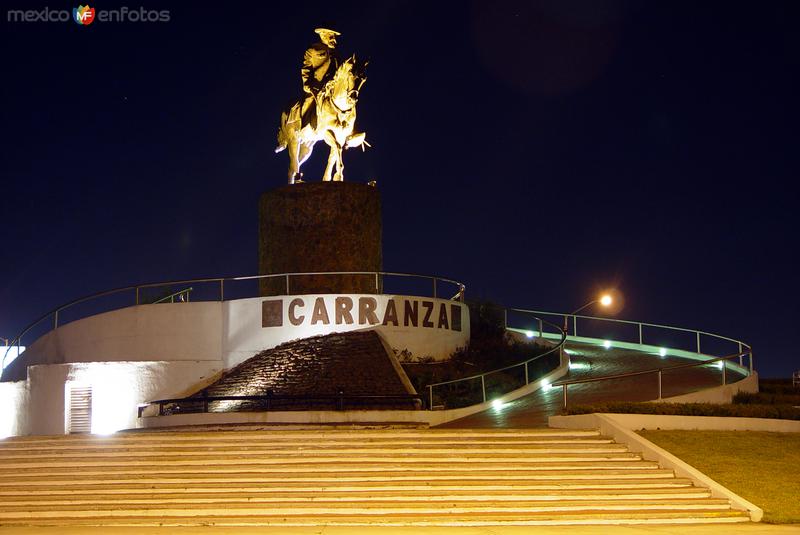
left=1, top=524, right=798, bottom=534
left=439, top=340, right=746, bottom=428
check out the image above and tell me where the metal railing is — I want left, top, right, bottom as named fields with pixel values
left=553, top=351, right=752, bottom=409
left=151, top=287, right=193, bottom=304
left=1, top=271, right=466, bottom=370
left=425, top=310, right=567, bottom=410
left=519, top=309, right=752, bottom=368
left=139, top=392, right=423, bottom=417
left=509, top=309, right=754, bottom=409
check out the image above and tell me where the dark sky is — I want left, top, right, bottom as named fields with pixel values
left=1, top=1, right=798, bottom=377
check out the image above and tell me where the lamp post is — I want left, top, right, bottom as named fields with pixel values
left=563, top=294, right=613, bottom=336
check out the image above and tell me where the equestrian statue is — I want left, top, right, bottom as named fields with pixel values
left=275, top=28, right=369, bottom=184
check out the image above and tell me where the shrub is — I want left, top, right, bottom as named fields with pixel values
left=565, top=401, right=800, bottom=420
left=734, top=391, right=800, bottom=405
left=758, top=379, right=799, bottom=396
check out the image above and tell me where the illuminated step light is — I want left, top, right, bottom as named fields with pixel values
left=603, top=340, right=612, bottom=349
left=525, top=330, right=535, bottom=339
left=569, top=361, right=589, bottom=371
left=492, top=399, right=506, bottom=411
left=659, top=348, right=667, bottom=357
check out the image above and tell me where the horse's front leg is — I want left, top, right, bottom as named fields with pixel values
left=322, top=144, right=337, bottom=182
left=322, top=132, right=339, bottom=182
left=333, top=144, right=344, bottom=181
left=287, top=138, right=300, bottom=184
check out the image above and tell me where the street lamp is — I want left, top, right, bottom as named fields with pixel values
left=563, top=293, right=614, bottom=335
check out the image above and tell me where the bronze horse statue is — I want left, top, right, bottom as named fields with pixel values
left=276, top=55, right=368, bottom=183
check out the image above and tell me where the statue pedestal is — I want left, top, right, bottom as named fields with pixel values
left=258, top=182, right=382, bottom=295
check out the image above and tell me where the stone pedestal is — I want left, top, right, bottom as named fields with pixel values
left=259, top=182, right=382, bottom=295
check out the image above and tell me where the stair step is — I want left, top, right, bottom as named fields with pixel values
left=0, top=498, right=735, bottom=517
left=0, top=463, right=666, bottom=481
left=0, top=510, right=751, bottom=527
left=0, top=469, right=676, bottom=487
left=0, top=478, right=696, bottom=494
left=0, top=437, right=614, bottom=451
left=0, top=429, right=602, bottom=442
left=0, top=453, right=644, bottom=470
left=0, top=444, right=630, bottom=459
left=0, top=488, right=712, bottom=506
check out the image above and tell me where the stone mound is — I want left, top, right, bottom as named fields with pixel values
left=189, top=330, right=418, bottom=411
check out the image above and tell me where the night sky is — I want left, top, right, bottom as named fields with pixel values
left=1, top=1, right=798, bottom=377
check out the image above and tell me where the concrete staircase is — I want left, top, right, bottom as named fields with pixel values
left=0, top=429, right=749, bottom=527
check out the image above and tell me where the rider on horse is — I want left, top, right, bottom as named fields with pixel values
left=300, top=28, right=340, bottom=130
left=275, top=28, right=367, bottom=183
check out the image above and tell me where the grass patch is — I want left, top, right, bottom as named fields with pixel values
left=638, top=430, right=800, bottom=523
left=565, top=401, right=800, bottom=420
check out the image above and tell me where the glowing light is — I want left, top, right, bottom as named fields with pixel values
left=525, top=331, right=535, bottom=339
left=569, top=361, right=589, bottom=371
left=603, top=340, right=612, bottom=349
left=714, top=361, right=724, bottom=370
left=542, top=379, right=551, bottom=391
left=600, top=295, right=613, bottom=307
left=492, top=399, right=505, bottom=411
left=659, top=348, right=667, bottom=357
left=69, top=364, right=139, bottom=435
left=564, top=349, right=575, bottom=356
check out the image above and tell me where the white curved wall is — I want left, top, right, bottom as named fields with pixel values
left=12, top=294, right=468, bottom=374
left=1, top=294, right=469, bottom=436
left=15, top=302, right=224, bottom=370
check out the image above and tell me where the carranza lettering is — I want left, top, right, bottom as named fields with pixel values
left=262, top=296, right=461, bottom=331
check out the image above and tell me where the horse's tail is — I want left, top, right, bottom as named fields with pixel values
left=275, top=110, right=289, bottom=153
left=276, top=103, right=304, bottom=153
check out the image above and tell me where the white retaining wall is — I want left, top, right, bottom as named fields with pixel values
left=10, top=294, right=469, bottom=376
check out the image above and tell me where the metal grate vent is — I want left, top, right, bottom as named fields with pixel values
left=67, top=385, right=92, bottom=434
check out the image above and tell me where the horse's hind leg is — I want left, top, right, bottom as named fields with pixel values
left=298, top=142, right=314, bottom=168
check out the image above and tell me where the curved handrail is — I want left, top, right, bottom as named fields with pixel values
left=505, top=308, right=754, bottom=408
left=1, top=271, right=466, bottom=370
left=515, top=307, right=751, bottom=352
left=424, top=312, right=567, bottom=409
left=553, top=351, right=749, bottom=387
left=551, top=348, right=752, bottom=408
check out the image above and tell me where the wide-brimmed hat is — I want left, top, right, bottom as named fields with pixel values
left=315, top=28, right=341, bottom=39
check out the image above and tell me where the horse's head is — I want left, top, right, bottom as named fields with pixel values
left=324, top=55, right=367, bottom=112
